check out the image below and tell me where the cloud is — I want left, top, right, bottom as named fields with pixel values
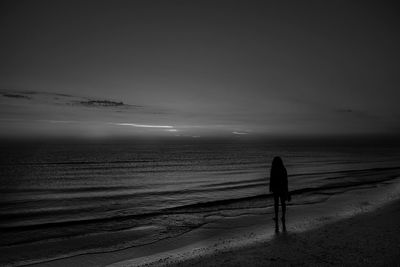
left=232, top=131, right=249, bottom=135
left=75, top=99, right=143, bottom=109
left=110, top=123, right=173, bottom=128
left=45, top=120, right=176, bottom=129
left=0, top=89, right=143, bottom=110
left=44, top=120, right=79, bottom=124
left=1, top=93, right=31, bottom=100
left=79, top=100, right=125, bottom=107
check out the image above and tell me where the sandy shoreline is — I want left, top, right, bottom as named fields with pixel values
left=27, top=177, right=400, bottom=267
left=106, top=181, right=400, bottom=267
left=172, top=198, right=400, bottom=266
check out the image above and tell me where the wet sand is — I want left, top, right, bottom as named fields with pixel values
left=28, top=178, right=400, bottom=267
left=105, top=180, right=400, bottom=267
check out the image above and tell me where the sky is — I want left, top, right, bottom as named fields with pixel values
left=1, top=0, right=399, bottom=139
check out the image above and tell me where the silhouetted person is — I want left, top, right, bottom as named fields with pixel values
left=269, top=156, right=290, bottom=232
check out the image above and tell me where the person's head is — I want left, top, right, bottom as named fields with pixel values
left=272, top=156, right=284, bottom=168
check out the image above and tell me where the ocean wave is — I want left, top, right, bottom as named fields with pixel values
left=2, top=166, right=399, bottom=233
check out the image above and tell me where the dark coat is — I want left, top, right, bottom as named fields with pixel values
left=269, top=165, right=288, bottom=196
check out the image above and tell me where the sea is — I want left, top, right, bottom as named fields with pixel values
left=1, top=138, right=400, bottom=265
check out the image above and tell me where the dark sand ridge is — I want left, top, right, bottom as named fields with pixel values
left=25, top=177, right=400, bottom=267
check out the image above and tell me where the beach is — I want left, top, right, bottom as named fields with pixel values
left=28, top=174, right=400, bottom=267
left=107, top=184, right=400, bottom=267
left=2, top=0, right=400, bottom=266
left=173, top=197, right=400, bottom=267
left=2, top=0, right=400, bottom=265
left=1, top=140, right=400, bottom=266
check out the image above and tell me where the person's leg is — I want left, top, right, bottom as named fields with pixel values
left=280, top=196, right=287, bottom=231
left=273, top=194, right=279, bottom=231
left=273, top=194, right=279, bottom=219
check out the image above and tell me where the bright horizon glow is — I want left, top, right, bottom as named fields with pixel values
left=111, top=123, right=174, bottom=128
